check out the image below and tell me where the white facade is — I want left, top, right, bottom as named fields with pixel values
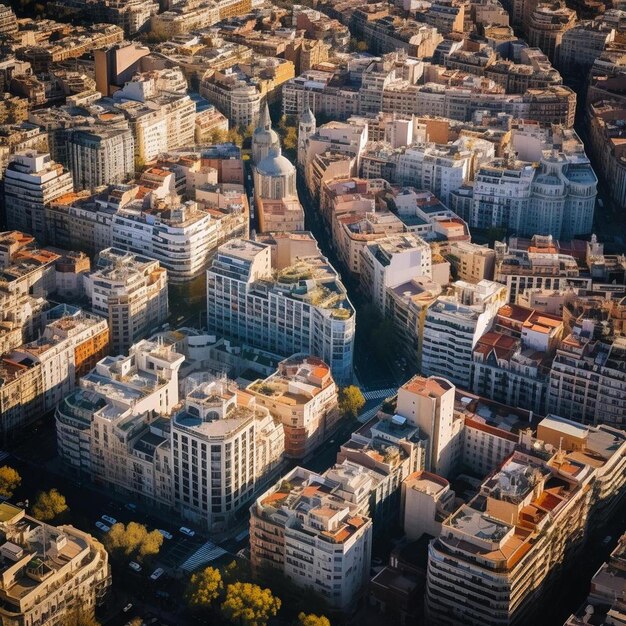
left=172, top=376, right=285, bottom=532
left=421, top=280, right=509, bottom=387
left=85, top=247, right=169, bottom=354
left=4, top=151, right=74, bottom=242
left=206, top=237, right=355, bottom=383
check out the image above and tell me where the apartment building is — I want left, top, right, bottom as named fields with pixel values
left=249, top=466, right=373, bottom=610
left=421, top=280, right=509, bottom=387
left=66, top=125, right=135, bottom=191
left=206, top=236, right=355, bottom=383
left=4, top=151, right=74, bottom=243
left=172, top=375, right=285, bottom=532
left=527, top=2, right=577, bottom=64
left=56, top=339, right=184, bottom=509
left=494, top=242, right=589, bottom=303
left=548, top=324, right=626, bottom=428
left=558, top=23, right=614, bottom=76
left=247, top=355, right=339, bottom=459
left=1, top=307, right=109, bottom=439
left=360, top=234, right=432, bottom=314
left=448, top=241, right=496, bottom=283
left=85, top=248, right=168, bottom=354
left=426, top=416, right=626, bottom=626
left=151, top=1, right=219, bottom=38
left=0, top=503, right=110, bottom=626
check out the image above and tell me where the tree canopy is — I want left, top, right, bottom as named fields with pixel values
left=297, top=613, right=331, bottom=626
left=31, top=489, right=68, bottom=521
left=186, top=566, right=223, bottom=608
left=339, top=385, right=365, bottom=419
left=221, top=582, right=281, bottom=626
left=0, top=466, right=21, bottom=499
left=105, top=522, right=163, bottom=561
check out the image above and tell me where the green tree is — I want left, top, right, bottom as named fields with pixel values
left=297, top=613, right=331, bottom=626
left=186, top=566, right=223, bottom=609
left=221, top=582, right=281, bottom=626
left=339, top=385, right=365, bottom=419
left=31, top=489, right=68, bottom=521
left=0, top=466, right=21, bottom=499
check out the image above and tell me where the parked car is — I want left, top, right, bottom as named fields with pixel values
left=157, top=529, right=173, bottom=540
left=123, top=603, right=133, bottom=613
left=602, top=535, right=613, bottom=546
left=129, top=561, right=142, bottom=572
left=95, top=521, right=110, bottom=533
left=179, top=526, right=195, bottom=537
left=150, top=567, right=164, bottom=581
left=102, top=515, right=117, bottom=525
left=125, top=503, right=137, bottom=511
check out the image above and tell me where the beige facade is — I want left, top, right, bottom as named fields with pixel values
left=0, top=504, right=110, bottom=626
left=247, top=355, right=339, bottom=459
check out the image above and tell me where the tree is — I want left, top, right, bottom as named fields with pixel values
left=138, top=529, right=164, bottom=560
left=31, top=489, right=68, bottom=521
left=186, top=566, right=223, bottom=609
left=221, top=582, right=281, bottom=626
left=105, top=522, right=162, bottom=561
left=339, top=385, right=365, bottom=419
left=0, top=466, right=21, bottom=499
left=227, top=128, right=243, bottom=146
left=283, top=127, right=298, bottom=151
left=209, top=128, right=228, bottom=144
left=297, top=613, right=331, bottom=626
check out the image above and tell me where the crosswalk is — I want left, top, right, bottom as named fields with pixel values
left=361, top=388, right=398, bottom=401
left=0, top=451, right=11, bottom=464
left=358, top=405, right=382, bottom=424
left=180, top=541, right=227, bottom=573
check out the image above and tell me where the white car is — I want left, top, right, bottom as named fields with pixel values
left=128, top=561, right=142, bottom=572
left=95, top=521, right=110, bottom=533
left=179, top=526, right=195, bottom=537
left=150, top=567, right=164, bottom=581
left=157, top=529, right=173, bottom=540
left=123, top=603, right=133, bottom=613
left=102, top=515, right=117, bottom=525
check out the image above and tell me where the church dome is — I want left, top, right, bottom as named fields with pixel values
left=256, top=146, right=295, bottom=177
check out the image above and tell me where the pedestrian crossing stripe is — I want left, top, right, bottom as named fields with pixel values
left=180, top=541, right=227, bottom=572
left=361, top=388, right=397, bottom=401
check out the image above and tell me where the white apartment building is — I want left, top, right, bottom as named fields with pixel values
left=85, top=247, right=168, bottom=354
left=171, top=375, right=285, bottom=532
left=494, top=243, right=589, bottom=303
left=360, top=233, right=432, bottom=314
left=4, top=151, right=74, bottom=242
left=0, top=504, right=110, bottom=626
left=206, top=237, right=355, bottom=383
left=56, top=339, right=184, bottom=509
left=548, top=327, right=626, bottom=429
left=247, top=355, right=339, bottom=459
left=421, top=280, right=509, bottom=387
left=250, top=466, right=373, bottom=610
left=9, top=310, right=109, bottom=415
left=393, top=143, right=475, bottom=206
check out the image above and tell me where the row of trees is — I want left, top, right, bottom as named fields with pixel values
left=186, top=564, right=331, bottom=626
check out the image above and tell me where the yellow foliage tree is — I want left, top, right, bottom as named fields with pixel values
left=339, top=385, right=365, bottom=419
left=105, top=522, right=163, bottom=561
left=221, top=582, right=281, bottom=626
left=0, top=466, right=21, bottom=499
left=31, top=489, right=68, bottom=521
left=186, top=566, right=223, bottom=608
left=297, top=613, right=331, bottom=626
left=138, top=529, right=164, bottom=560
